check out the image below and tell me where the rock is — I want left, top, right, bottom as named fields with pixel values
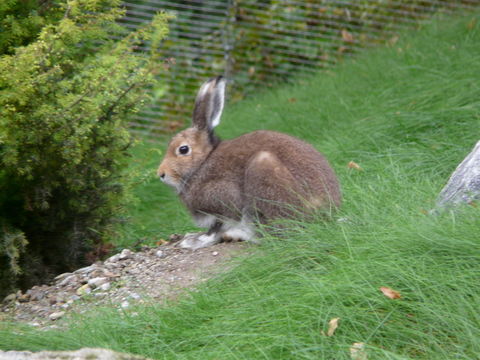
left=76, top=284, right=91, bottom=296
left=70, top=295, right=81, bottom=301
left=121, top=301, right=129, bottom=308
left=74, top=265, right=97, bottom=275
left=48, top=311, right=65, bottom=321
left=88, top=277, right=108, bottom=289
left=54, top=272, right=73, bottom=281
left=102, top=270, right=120, bottom=278
left=99, top=283, right=111, bottom=291
left=0, top=348, right=152, bottom=359
left=169, top=233, right=183, bottom=242
left=30, top=289, right=46, bottom=302
left=129, top=293, right=141, bottom=300
left=3, top=293, right=17, bottom=303
left=436, top=140, right=480, bottom=211
left=119, top=249, right=133, bottom=260
left=212, top=251, right=219, bottom=256
left=57, top=275, right=76, bottom=288
left=155, top=250, right=165, bottom=258
left=106, top=253, right=121, bottom=263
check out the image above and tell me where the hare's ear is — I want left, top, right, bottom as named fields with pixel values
left=192, top=76, right=226, bottom=132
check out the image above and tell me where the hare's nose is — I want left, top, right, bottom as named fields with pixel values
left=159, top=173, right=165, bottom=180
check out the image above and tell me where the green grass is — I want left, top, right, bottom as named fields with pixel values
left=2, top=13, right=480, bottom=359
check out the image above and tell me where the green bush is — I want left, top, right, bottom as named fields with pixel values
left=0, top=0, right=62, bottom=55
left=0, top=0, right=170, bottom=298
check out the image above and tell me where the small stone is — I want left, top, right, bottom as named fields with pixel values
left=99, top=282, right=111, bottom=291
left=70, top=295, right=81, bottom=301
left=57, top=275, right=76, bottom=287
left=49, top=311, right=65, bottom=321
left=156, top=250, right=166, bottom=258
left=30, top=290, right=46, bottom=301
left=3, top=293, right=16, bottom=303
left=87, top=277, right=108, bottom=289
left=129, top=292, right=141, bottom=300
left=212, top=251, right=219, bottom=256
left=106, top=253, right=121, bottom=262
left=102, top=270, right=120, bottom=278
left=121, top=300, right=129, bottom=308
left=49, top=296, right=58, bottom=305
left=119, top=249, right=133, bottom=260
left=18, top=293, right=31, bottom=302
left=74, top=264, right=97, bottom=274
left=76, top=284, right=91, bottom=296
left=169, top=233, right=183, bottom=242
left=54, top=272, right=73, bottom=281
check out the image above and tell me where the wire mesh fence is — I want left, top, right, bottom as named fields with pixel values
left=119, top=0, right=479, bottom=136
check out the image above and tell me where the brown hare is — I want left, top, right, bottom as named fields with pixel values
left=157, top=76, right=341, bottom=249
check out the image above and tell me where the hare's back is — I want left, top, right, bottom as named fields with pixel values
left=212, top=130, right=341, bottom=206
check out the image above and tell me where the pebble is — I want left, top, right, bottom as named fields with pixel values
left=121, top=301, right=130, bottom=308
left=54, top=272, right=72, bottom=281
left=106, top=254, right=120, bottom=263
left=129, top=292, right=141, bottom=300
left=30, top=290, right=46, bottom=301
left=76, top=284, right=91, bottom=296
left=119, top=249, right=133, bottom=260
left=49, top=311, right=65, bottom=321
left=99, top=283, right=111, bottom=291
left=156, top=250, right=166, bottom=258
left=58, top=275, right=75, bottom=287
left=3, top=293, right=16, bottom=303
left=87, top=277, right=108, bottom=289
left=212, top=251, right=219, bottom=256
left=74, top=264, right=97, bottom=274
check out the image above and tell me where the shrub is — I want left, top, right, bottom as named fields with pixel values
left=0, top=0, right=170, bottom=298
left=0, top=0, right=62, bottom=55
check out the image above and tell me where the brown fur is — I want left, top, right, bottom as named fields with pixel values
left=157, top=76, right=341, bottom=247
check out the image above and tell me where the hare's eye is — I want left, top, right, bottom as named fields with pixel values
left=178, top=145, right=190, bottom=155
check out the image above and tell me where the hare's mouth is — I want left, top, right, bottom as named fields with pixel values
left=160, top=174, right=184, bottom=193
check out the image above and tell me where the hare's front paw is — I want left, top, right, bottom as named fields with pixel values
left=179, top=232, right=220, bottom=250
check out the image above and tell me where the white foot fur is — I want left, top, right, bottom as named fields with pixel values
left=179, top=232, right=221, bottom=250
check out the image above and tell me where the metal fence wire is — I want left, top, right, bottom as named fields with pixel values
left=119, top=0, right=479, bottom=136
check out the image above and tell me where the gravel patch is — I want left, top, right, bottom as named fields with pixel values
left=1, top=235, right=248, bottom=329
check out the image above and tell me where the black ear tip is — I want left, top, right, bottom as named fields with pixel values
left=213, top=75, right=226, bottom=85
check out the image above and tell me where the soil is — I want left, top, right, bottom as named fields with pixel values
left=0, top=234, right=249, bottom=330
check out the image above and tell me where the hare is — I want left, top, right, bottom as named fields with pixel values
left=157, top=76, right=341, bottom=250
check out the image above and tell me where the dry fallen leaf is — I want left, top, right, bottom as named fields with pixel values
left=155, top=239, right=168, bottom=246
left=348, top=161, right=362, bottom=171
left=327, top=317, right=340, bottom=336
left=350, top=342, right=367, bottom=360
left=380, top=286, right=401, bottom=299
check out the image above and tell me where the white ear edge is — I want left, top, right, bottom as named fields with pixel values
left=209, top=79, right=226, bottom=129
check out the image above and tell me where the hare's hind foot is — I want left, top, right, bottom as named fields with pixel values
left=179, top=232, right=221, bottom=250
left=179, top=218, right=257, bottom=250
left=221, top=221, right=257, bottom=243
